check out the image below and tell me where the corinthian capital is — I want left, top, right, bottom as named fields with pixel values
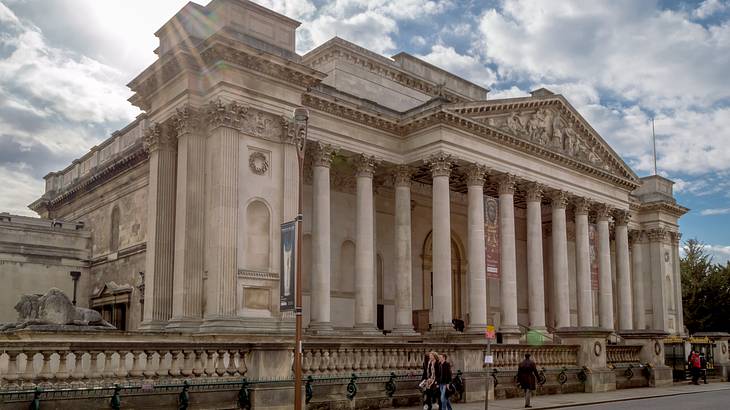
left=393, top=165, right=413, bottom=187
left=549, top=190, right=569, bottom=209
left=206, top=99, right=249, bottom=129
left=426, top=152, right=454, bottom=178
left=464, top=164, right=488, bottom=186
left=594, top=204, right=613, bottom=221
left=495, top=173, right=516, bottom=195
left=172, top=105, right=205, bottom=136
left=143, top=123, right=176, bottom=153
left=311, top=142, right=337, bottom=168
left=613, top=209, right=631, bottom=225
left=523, top=182, right=545, bottom=202
left=354, top=154, right=379, bottom=178
left=646, top=227, right=668, bottom=242
left=573, top=197, right=592, bottom=215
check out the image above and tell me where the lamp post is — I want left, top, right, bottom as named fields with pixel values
left=70, top=271, right=81, bottom=306
left=293, top=107, right=309, bottom=410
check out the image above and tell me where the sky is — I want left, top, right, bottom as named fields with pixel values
left=0, top=0, right=729, bottom=263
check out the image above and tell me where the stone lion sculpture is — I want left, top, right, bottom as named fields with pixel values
left=1, top=288, right=115, bottom=331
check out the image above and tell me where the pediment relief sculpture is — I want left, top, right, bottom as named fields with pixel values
left=479, top=107, right=619, bottom=176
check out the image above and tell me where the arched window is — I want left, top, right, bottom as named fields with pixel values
left=338, top=240, right=356, bottom=293
left=109, top=205, right=120, bottom=252
left=245, top=201, right=270, bottom=271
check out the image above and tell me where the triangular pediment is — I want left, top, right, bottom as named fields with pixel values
left=446, top=94, right=639, bottom=184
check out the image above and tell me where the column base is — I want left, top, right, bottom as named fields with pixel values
left=390, top=325, right=419, bottom=336
left=464, top=324, right=488, bottom=335
left=429, top=322, right=456, bottom=334
left=165, top=317, right=202, bottom=332
left=138, top=320, right=169, bottom=332
left=352, top=323, right=383, bottom=336
left=199, top=316, right=295, bottom=334
left=306, top=321, right=335, bottom=335
left=499, top=325, right=521, bottom=344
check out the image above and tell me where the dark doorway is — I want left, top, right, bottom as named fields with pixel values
left=377, top=304, right=384, bottom=331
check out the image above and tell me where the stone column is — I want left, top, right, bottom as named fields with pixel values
left=141, top=123, right=176, bottom=330
left=309, top=143, right=336, bottom=332
left=497, top=174, right=519, bottom=342
left=596, top=205, right=614, bottom=330
left=428, top=153, right=454, bottom=333
left=670, top=232, right=685, bottom=334
left=392, top=166, right=416, bottom=335
left=647, top=228, right=669, bottom=331
left=465, top=164, right=488, bottom=333
left=630, top=230, right=646, bottom=330
left=169, top=107, right=205, bottom=331
left=354, top=154, right=379, bottom=334
left=551, top=190, right=570, bottom=329
left=574, top=198, right=593, bottom=327
left=614, top=210, right=633, bottom=331
left=525, top=182, right=546, bottom=331
left=202, top=101, right=243, bottom=329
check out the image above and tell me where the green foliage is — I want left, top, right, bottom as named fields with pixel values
left=681, top=239, right=730, bottom=333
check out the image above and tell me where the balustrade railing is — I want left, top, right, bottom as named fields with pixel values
left=606, top=345, right=642, bottom=364
left=491, top=345, right=578, bottom=368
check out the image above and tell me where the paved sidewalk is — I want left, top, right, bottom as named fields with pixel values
left=404, top=382, right=730, bottom=409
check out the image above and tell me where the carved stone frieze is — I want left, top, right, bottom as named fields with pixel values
left=464, top=164, right=488, bottom=187
left=311, top=142, right=337, bottom=168
left=206, top=99, right=284, bottom=142
left=143, top=123, right=176, bottom=153
left=393, top=165, right=413, bottom=188
left=426, top=152, right=454, bottom=178
left=523, top=182, right=545, bottom=202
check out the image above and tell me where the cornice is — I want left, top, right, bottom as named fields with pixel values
left=301, top=92, right=400, bottom=133
left=637, top=200, right=690, bottom=218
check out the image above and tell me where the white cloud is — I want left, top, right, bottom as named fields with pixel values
left=693, top=0, right=729, bottom=19
left=0, top=164, right=43, bottom=216
left=489, top=86, right=529, bottom=99
left=253, top=0, right=316, bottom=20
left=700, top=207, right=730, bottom=216
left=703, top=244, right=730, bottom=264
left=416, top=44, right=496, bottom=87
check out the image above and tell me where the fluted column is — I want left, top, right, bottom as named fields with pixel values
left=354, top=154, right=379, bottom=334
left=169, top=107, right=205, bottom=330
left=202, top=101, right=243, bottom=327
left=525, top=182, right=546, bottom=331
left=428, top=153, right=454, bottom=333
left=551, top=191, right=570, bottom=329
left=141, top=123, right=176, bottom=330
left=647, top=228, right=669, bottom=331
left=574, top=198, right=593, bottom=327
left=596, top=205, right=614, bottom=330
left=465, top=164, right=488, bottom=333
left=497, top=174, right=519, bottom=342
left=392, top=166, right=416, bottom=335
left=630, top=230, right=646, bottom=330
left=309, top=143, right=336, bottom=332
left=614, top=210, right=633, bottom=331
left=670, top=232, right=685, bottom=334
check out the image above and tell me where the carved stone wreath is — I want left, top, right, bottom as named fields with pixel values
left=249, top=151, right=269, bottom=175
left=722, top=343, right=727, bottom=355
left=654, top=341, right=662, bottom=356
left=594, top=341, right=602, bottom=357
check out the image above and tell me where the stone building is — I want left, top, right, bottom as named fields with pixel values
left=24, top=0, right=688, bottom=345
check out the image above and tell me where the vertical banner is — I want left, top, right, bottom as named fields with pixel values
left=484, top=196, right=500, bottom=279
left=589, top=223, right=599, bottom=290
left=280, top=220, right=297, bottom=311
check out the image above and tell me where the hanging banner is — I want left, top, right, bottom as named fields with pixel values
left=485, top=196, right=500, bottom=279
left=280, top=220, right=297, bottom=311
left=589, top=223, right=599, bottom=290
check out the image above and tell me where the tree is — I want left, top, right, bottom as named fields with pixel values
left=681, top=239, right=730, bottom=333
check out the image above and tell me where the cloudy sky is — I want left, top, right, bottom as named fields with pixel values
left=1, top=0, right=729, bottom=262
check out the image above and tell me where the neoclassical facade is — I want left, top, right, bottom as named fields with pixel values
left=28, top=0, right=687, bottom=342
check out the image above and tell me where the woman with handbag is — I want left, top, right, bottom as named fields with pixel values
left=420, top=351, right=440, bottom=410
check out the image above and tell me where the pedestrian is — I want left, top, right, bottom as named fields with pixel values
left=700, top=352, right=708, bottom=384
left=517, top=353, right=539, bottom=408
left=688, top=350, right=702, bottom=385
left=438, top=354, right=453, bottom=410
left=420, top=351, right=440, bottom=410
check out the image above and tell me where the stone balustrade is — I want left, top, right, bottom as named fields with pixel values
left=606, top=345, right=643, bottom=364
left=491, top=345, right=579, bottom=369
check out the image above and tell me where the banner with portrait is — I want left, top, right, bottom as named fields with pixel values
left=484, top=196, right=500, bottom=279
left=589, top=223, right=599, bottom=290
left=280, top=221, right=297, bottom=311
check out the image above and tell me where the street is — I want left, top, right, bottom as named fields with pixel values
left=572, top=389, right=730, bottom=409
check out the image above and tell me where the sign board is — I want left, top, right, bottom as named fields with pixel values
left=484, top=355, right=494, bottom=364
left=485, top=325, right=496, bottom=340
left=280, top=220, right=297, bottom=311
left=484, top=196, right=500, bottom=279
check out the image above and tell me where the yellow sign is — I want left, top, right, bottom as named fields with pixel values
left=485, top=325, right=496, bottom=339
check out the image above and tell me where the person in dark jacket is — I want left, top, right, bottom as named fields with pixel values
left=438, top=354, right=453, bottom=410
left=517, top=353, right=539, bottom=408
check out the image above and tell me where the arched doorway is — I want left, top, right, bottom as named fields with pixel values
left=422, top=231, right=466, bottom=322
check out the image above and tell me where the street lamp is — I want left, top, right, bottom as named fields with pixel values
left=293, top=107, right=309, bottom=410
left=70, top=271, right=81, bottom=306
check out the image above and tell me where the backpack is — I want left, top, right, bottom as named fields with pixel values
left=691, top=353, right=701, bottom=369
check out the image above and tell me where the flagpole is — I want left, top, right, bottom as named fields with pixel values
left=652, top=117, right=657, bottom=176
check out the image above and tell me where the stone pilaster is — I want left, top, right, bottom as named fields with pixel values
left=596, top=204, right=614, bottom=330
left=392, top=165, right=416, bottom=335
left=168, top=106, right=206, bottom=331
left=201, top=100, right=244, bottom=330
left=353, top=154, right=379, bottom=335
left=427, top=153, right=454, bottom=333
left=574, top=197, right=593, bottom=327
left=141, top=122, right=177, bottom=330
left=647, top=227, right=669, bottom=332
left=524, top=182, right=546, bottom=331
left=629, top=230, right=646, bottom=330
left=465, top=164, right=488, bottom=333
left=497, top=173, right=519, bottom=342
left=551, top=190, right=570, bottom=329
left=670, top=232, right=685, bottom=335
left=309, top=142, right=336, bottom=332
left=614, top=210, right=633, bottom=331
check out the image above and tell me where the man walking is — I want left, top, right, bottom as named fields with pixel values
left=438, top=353, right=453, bottom=410
left=517, top=353, right=539, bottom=408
